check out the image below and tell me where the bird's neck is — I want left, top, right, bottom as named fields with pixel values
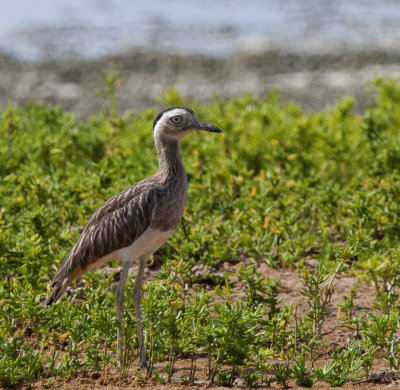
left=155, top=134, right=185, bottom=178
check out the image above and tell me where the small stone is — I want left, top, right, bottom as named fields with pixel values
left=234, top=377, right=245, bottom=386
left=194, top=379, right=208, bottom=385
left=192, top=264, right=204, bottom=272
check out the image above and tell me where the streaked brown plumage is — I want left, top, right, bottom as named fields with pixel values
left=46, top=107, right=222, bottom=369
left=47, top=184, right=156, bottom=303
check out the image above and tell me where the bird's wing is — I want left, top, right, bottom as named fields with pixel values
left=76, top=184, right=157, bottom=266
left=49, top=183, right=157, bottom=290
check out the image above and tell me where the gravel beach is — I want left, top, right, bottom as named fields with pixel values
left=1, top=49, right=400, bottom=117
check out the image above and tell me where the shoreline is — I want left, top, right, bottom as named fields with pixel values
left=1, top=49, right=400, bottom=116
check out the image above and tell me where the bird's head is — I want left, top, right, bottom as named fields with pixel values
left=153, top=107, right=222, bottom=140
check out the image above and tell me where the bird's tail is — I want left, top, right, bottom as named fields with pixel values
left=46, top=280, right=66, bottom=306
left=46, top=254, right=83, bottom=305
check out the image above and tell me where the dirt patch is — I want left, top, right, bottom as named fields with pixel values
left=1, top=49, right=400, bottom=117
left=18, top=364, right=395, bottom=390
left=14, top=257, right=399, bottom=390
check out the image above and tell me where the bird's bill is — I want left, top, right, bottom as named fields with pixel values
left=195, top=121, right=223, bottom=133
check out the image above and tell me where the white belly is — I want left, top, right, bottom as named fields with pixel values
left=85, top=227, right=176, bottom=271
left=117, top=227, right=176, bottom=262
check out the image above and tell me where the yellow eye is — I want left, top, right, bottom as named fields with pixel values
left=170, top=115, right=182, bottom=124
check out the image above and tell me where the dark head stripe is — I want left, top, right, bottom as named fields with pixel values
left=153, top=107, right=194, bottom=129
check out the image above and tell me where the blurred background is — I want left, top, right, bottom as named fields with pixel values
left=1, top=0, right=400, bottom=116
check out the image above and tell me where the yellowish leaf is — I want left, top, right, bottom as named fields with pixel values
left=59, top=332, right=70, bottom=340
left=263, top=216, right=270, bottom=229
left=336, top=307, right=341, bottom=321
left=270, top=226, right=280, bottom=234
left=235, top=176, right=244, bottom=185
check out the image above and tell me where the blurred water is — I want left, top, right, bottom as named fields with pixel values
left=1, top=0, right=400, bottom=61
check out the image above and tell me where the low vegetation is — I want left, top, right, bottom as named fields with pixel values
left=1, top=78, right=400, bottom=387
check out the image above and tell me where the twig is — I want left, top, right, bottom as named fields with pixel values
left=391, top=335, right=400, bottom=369
left=352, top=369, right=397, bottom=384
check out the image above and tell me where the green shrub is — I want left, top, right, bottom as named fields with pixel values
left=1, top=78, right=400, bottom=386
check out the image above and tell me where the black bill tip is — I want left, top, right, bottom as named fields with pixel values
left=197, top=121, right=223, bottom=133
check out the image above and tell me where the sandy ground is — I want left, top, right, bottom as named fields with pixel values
left=1, top=49, right=400, bottom=117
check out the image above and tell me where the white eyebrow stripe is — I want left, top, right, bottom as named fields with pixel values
left=163, top=108, right=188, bottom=118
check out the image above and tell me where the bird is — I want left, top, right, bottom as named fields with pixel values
left=46, top=107, right=222, bottom=369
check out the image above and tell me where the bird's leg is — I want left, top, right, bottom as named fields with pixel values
left=133, top=257, right=147, bottom=369
left=115, top=260, right=132, bottom=367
